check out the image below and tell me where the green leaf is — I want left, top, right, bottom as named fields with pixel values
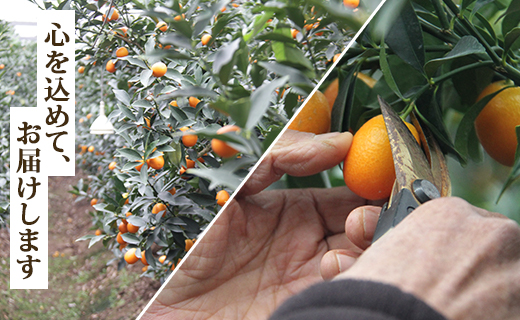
left=258, top=62, right=314, bottom=91
left=210, top=97, right=250, bottom=128
left=168, top=141, right=183, bottom=166
left=145, top=36, right=155, bottom=55
left=132, top=99, right=153, bottom=108
left=127, top=215, right=146, bottom=227
left=126, top=57, right=147, bottom=69
left=187, top=167, right=242, bottom=190
left=285, top=6, right=305, bottom=28
left=76, top=234, right=95, bottom=242
left=499, top=0, right=520, bottom=35
left=283, top=92, right=299, bottom=119
left=186, top=193, right=216, bottom=206
left=473, top=12, right=496, bottom=45
left=244, top=11, right=274, bottom=42
left=140, top=69, right=153, bottom=87
left=121, top=233, right=140, bottom=244
left=247, top=76, right=289, bottom=129
left=281, top=46, right=314, bottom=71
left=117, top=104, right=136, bottom=121
left=262, top=125, right=284, bottom=151
left=503, top=28, right=520, bottom=60
left=159, top=33, right=192, bottom=50
left=213, top=38, right=241, bottom=83
left=461, top=0, right=477, bottom=12
left=497, top=126, right=520, bottom=202
left=380, top=40, right=404, bottom=100
left=256, top=32, right=298, bottom=44
left=88, top=235, right=105, bottom=248
left=157, top=86, right=218, bottom=102
left=384, top=0, right=425, bottom=74
left=415, top=89, right=464, bottom=163
left=113, top=89, right=130, bottom=106
left=193, top=0, right=230, bottom=36
left=451, top=57, right=494, bottom=106
left=425, top=36, right=486, bottom=77
left=250, top=62, right=267, bottom=87
left=306, top=0, right=363, bottom=31
left=117, top=148, right=144, bottom=161
left=330, top=67, right=357, bottom=132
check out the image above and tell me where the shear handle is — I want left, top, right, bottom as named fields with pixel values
left=372, top=188, right=419, bottom=243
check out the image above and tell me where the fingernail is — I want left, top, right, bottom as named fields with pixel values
left=335, top=253, right=357, bottom=273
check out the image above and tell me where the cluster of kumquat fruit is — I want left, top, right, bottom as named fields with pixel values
left=289, top=65, right=520, bottom=203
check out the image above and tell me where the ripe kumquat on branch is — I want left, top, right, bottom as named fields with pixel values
left=127, top=223, right=139, bottom=233
left=211, top=125, right=240, bottom=158
left=343, top=115, right=420, bottom=200
left=216, top=190, right=230, bottom=206
left=288, top=90, right=331, bottom=134
left=151, top=62, right=167, bottom=77
left=135, top=159, right=145, bottom=171
left=147, top=155, right=165, bottom=170
left=103, top=8, right=119, bottom=22
left=141, top=251, right=149, bottom=265
left=475, top=80, right=520, bottom=167
left=116, top=47, right=128, bottom=57
left=343, top=0, right=360, bottom=8
left=106, top=60, right=116, bottom=73
left=156, top=21, right=168, bottom=32
left=116, top=232, right=126, bottom=244
left=189, top=96, right=201, bottom=107
left=180, top=126, right=198, bottom=147
left=118, top=222, right=128, bottom=233
left=201, top=34, right=212, bottom=45
left=152, top=203, right=167, bottom=216
left=124, top=248, right=139, bottom=264
left=185, top=239, right=194, bottom=251
left=108, top=161, right=117, bottom=170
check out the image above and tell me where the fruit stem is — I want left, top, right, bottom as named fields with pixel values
left=401, top=101, right=415, bottom=120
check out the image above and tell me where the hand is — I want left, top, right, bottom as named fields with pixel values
left=336, top=197, right=520, bottom=320
left=141, top=130, right=375, bottom=320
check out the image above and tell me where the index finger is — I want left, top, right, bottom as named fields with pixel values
left=238, top=130, right=353, bottom=197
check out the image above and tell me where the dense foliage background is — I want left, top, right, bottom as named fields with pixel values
left=71, top=0, right=380, bottom=280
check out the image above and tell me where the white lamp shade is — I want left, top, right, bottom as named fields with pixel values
left=90, top=101, right=115, bottom=134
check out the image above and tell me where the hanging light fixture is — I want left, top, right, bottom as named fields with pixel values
left=90, top=68, right=114, bottom=134
left=90, top=101, right=115, bottom=134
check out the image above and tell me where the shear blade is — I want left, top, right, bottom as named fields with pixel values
left=378, top=96, right=434, bottom=192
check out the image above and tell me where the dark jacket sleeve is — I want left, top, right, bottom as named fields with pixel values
left=268, top=279, right=447, bottom=320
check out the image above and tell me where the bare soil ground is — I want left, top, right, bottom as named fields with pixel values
left=0, top=170, right=161, bottom=320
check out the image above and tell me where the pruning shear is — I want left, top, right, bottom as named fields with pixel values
left=372, top=96, right=452, bottom=243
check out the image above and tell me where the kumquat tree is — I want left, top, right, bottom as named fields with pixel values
left=69, top=0, right=382, bottom=280
left=315, top=0, right=520, bottom=220
left=0, top=21, right=38, bottom=228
